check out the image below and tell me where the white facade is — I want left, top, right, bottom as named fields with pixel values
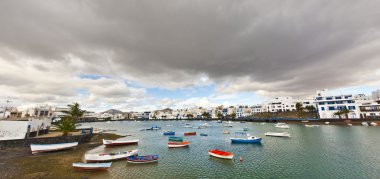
left=316, top=94, right=360, bottom=119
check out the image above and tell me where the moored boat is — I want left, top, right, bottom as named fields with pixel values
left=243, top=127, right=248, bottom=131
left=275, top=123, right=290, bottom=129
left=30, top=142, right=78, bottom=154
left=361, top=122, right=369, bottom=126
left=231, top=134, right=262, bottom=143
left=168, top=141, right=190, bottom=148
left=305, top=125, right=320, bottom=128
left=370, top=122, right=378, bottom=126
left=200, top=133, right=208, bottom=136
left=163, top=131, right=175, bottom=135
left=85, top=150, right=138, bottom=162
left=103, top=139, right=139, bottom=147
left=264, top=132, right=291, bottom=137
left=168, top=136, right=183, bottom=142
left=184, top=132, right=196, bottom=136
left=208, top=149, right=234, bottom=159
left=72, top=162, right=112, bottom=171
left=146, top=126, right=161, bottom=130
left=126, top=155, right=159, bottom=164
left=223, top=130, right=230, bottom=134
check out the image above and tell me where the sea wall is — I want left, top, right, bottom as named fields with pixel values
left=0, top=134, right=93, bottom=149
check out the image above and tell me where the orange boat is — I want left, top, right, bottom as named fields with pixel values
left=184, top=132, right=196, bottom=136
left=168, top=141, right=190, bottom=148
left=208, top=149, right=234, bottom=159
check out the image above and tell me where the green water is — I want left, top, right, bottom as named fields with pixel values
left=82, top=121, right=380, bottom=178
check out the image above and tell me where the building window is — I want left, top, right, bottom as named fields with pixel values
left=318, top=102, right=325, bottom=105
left=316, top=97, right=323, bottom=100
left=328, top=107, right=335, bottom=110
left=336, top=101, right=343, bottom=104
left=335, top=97, right=342, bottom=99
left=321, top=107, right=325, bottom=111
left=326, top=97, right=333, bottom=100
left=327, top=102, right=335, bottom=104
left=348, top=106, right=356, bottom=110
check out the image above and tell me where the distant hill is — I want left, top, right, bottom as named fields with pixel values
left=101, top=109, right=124, bottom=114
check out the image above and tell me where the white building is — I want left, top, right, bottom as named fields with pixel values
left=316, top=94, right=360, bottom=119
left=22, top=105, right=54, bottom=118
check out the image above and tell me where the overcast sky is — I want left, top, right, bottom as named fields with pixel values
left=1, top=0, right=380, bottom=112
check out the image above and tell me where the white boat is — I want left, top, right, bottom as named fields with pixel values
left=168, top=141, right=190, bottom=148
left=201, top=123, right=212, bottom=127
left=275, top=123, right=290, bottom=129
left=370, top=122, right=378, bottom=126
left=264, top=132, right=291, bottom=137
left=103, top=139, right=139, bottom=147
left=30, top=142, right=78, bottom=154
left=347, top=123, right=353, bottom=126
left=73, top=162, right=112, bottom=171
left=324, top=122, right=330, bottom=125
left=361, top=122, right=369, bottom=126
left=85, top=150, right=138, bottom=162
left=305, top=125, right=320, bottom=128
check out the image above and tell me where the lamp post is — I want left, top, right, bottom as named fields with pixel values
left=2, top=99, right=12, bottom=119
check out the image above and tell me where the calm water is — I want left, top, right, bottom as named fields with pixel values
left=82, top=121, right=380, bottom=179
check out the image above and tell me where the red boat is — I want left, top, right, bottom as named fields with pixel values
left=184, top=132, right=196, bottom=136
left=208, top=149, right=234, bottom=159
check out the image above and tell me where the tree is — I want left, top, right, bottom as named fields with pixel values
left=62, top=102, right=85, bottom=121
left=53, top=117, right=78, bottom=136
left=295, top=102, right=303, bottom=112
left=334, top=111, right=342, bottom=119
left=230, top=113, right=236, bottom=119
left=186, top=114, right=194, bottom=119
left=217, top=112, right=223, bottom=119
left=202, top=112, right=210, bottom=119
left=340, top=108, right=350, bottom=119
left=305, top=105, right=316, bottom=112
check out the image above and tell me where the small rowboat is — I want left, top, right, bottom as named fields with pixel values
left=85, top=150, right=138, bottom=162
left=30, top=142, right=78, bottom=154
left=146, top=126, right=161, bottom=130
left=208, top=149, right=234, bottom=159
left=72, top=162, right=112, bottom=171
left=168, top=141, right=190, bottom=148
left=126, top=155, right=159, bottom=164
left=103, top=139, right=139, bottom=147
left=184, top=132, right=196, bottom=136
left=168, top=136, right=183, bottom=142
left=264, top=132, right=291, bottom=137
left=163, top=131, right=175, bottom=135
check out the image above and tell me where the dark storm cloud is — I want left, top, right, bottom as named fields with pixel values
left=1, top=0, right=380, bottom=96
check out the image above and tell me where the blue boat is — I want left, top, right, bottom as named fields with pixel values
left=200, top=133, right=208, bottom=136
left=168, top=136, right=183, bottom=142
left=126, top=155, right=159, bottom=164
left=163, top=131, right=175, bottom=135
left=231, top=134, right=262, bottom=143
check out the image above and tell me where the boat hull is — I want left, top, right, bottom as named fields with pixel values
left=103, top=139, right=139, bottom=147
left=126, top=155, right=159, bottom=164
left=163, top=132, right=175, bottom=135
left=30, top=142, right=78, bottom=154
left=72, top=162, right=111, bottom=171
left=168, top=141, right=189, bottom=148
left=208, top=150, right=233, bottom=160
left=85, top=150, right=138, bottom=162
left=231, top=138, right=262, bottom=143
left=264, top=132, right=291, bottom=137
left=184, top=132, right=196, bottom=136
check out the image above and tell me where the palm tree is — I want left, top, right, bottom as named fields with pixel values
left=62, top=102, right=86, bottom=121
left=217, top=112, right=223, bottom=119
left=340, top=108, right=350, bottom=119
left=334, top=111, right=342, bottom=119
left=54, top=117, right=78, bottom=136
left=202, top=112, right=210, bottom=119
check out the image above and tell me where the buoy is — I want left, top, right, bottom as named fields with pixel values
left=239, top=156, right=244, bottom=162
